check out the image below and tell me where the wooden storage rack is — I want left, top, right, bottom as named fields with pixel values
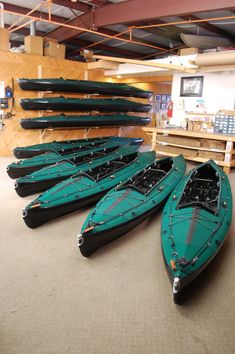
left=143, top=127, right=235, bottom=173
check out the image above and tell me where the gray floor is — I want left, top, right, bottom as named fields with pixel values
left=0, top=156, right=235, bottom=354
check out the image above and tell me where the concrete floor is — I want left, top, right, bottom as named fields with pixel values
left=0, top=156, right=235, bottom=354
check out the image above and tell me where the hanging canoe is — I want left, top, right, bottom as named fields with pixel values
left=19, top=97, right=152, bottom=113
left=20, top=114, right=151, bottom=129
left=18, top=78, right=152, bottom=98
left=8, top=138, right=131, bottom=179
left=13, top=136, right=143, bottom=159
left=161, top=160, right=232, bottom=304
left=78, top=155, right=186, bottom=257
left=23, top=149, right=154, bottom=229
left=15, top=145, right=139, bottom=198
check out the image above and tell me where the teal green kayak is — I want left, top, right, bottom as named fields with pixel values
left=20, top=114, right=151, bottom=129
left=16, top=144, right=139, bottom=198
left=18, top=78, right=152, bottom=98
left=161, top=160, right=232, bottom=303
left=13, top=136, right=128, bottom=159
left=20, top=97, right=152, bottom=113
left=23, top=149, right=154, bottom=229
left=78, top=155, right=186, bottom=257
left=8, top=138, right=133, bottom=179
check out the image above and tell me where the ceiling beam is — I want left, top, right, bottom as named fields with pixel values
left=68, top=38, right=143, bottom=58
left=1, top=1, right=68, bottom=23
left=46, top=12, right=92, bottom=41
left=5, top=24, right=45, bottom=37
left=93, top=0, right=235, bottom=26
left=51, top=0, right=91, bottom=13
left=181, top=14, right=235, bottom=41
left=98, top=28, right=169, bottom=50
left=47, top=0, right=235, bottom=42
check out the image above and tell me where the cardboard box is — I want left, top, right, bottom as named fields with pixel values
left=44, top=41, right=65, bottom=59
left=201, top=139, right=225, bottom=150
left=156, top=144, right=198, bottom=157
left=198, top=150, right=224, bottom=161
left=179, top=47, right=198, bottom=56
left=0, top=28, right=9, bottom=51
left=156, top=135, right=201, bottom=147
left=24, top=36, right=43, bottom=56
left=43, top=37, right=58, bottom=44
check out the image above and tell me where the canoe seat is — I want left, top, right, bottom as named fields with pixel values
left=177, top=177, right=219, bottom=214
left=121, top=168, right=167, bottom=195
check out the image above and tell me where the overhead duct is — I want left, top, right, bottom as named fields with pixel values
left=180, top=33, right=234, bottom=49
left=193, top=50, right=235, bottom=66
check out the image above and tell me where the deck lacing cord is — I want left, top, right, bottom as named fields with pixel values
left=86, top=173, right=178, bottom=228
left=42, top=157, right=131, bottom=202
left=168, top=207, right=224, bottom=270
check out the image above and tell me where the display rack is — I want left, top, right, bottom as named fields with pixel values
left=143, top=127, right=235, bottom=173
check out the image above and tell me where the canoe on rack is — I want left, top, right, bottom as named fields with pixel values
left=78, top=155, right=186, bottom=257
left=18, top=78, right=152, bottom=98
left=8, top=138, right=131, bottom=179
left=19, top=97, right=152, bottom=112
left=22, top=149, right=153, bottom=229
left=161, top=160, right=232, bottom=304
left=15, top=145, right=140, bottom=198
left=13, top=136, right=143, bottom=159
left=20, top=114, right=151, bottom=129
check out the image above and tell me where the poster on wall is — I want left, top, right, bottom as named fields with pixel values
left=180, top=76, right=204, bottom=97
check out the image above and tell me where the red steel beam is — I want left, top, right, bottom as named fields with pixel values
left=5, top=23, right=45, bottom=37
left=1, top=1, right=68, bottom=23
left=93, top=0, right=235, bottom=27
left=46, top=0, right=235, bottom=42
left=52, top=0, right=91, bottom=13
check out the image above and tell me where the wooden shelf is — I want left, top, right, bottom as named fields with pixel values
left=143, top=127, right=235, bottom=173
left=156, top=141, right=227, bottom=153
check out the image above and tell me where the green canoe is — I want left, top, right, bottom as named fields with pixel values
left=20, top=114, right=151, bottom=129
left=13, top=136, right=143, bottom=159
left=13, top=136, right=119, bottom=159
left=22, top=146, right=143, bottom=228
left=16, top=145, right=139, bottom=198
left=18, top=78, right=152, bottom=98
left=19, top=97, right=152, bottom=113
left=8, top=138, right=132, bottom=179
left=78, top=155, right=186, bottom=257
left=161, top=160, right=232, bottom=303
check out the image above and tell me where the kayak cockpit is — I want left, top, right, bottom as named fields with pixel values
left=119, top=157, right=173, bottom=195
left=81, top=153, right=139, bottom=181
left=177, top=163, right=220, bottom=214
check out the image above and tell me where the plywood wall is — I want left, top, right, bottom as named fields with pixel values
left=0, top=51, right=171, bottom=156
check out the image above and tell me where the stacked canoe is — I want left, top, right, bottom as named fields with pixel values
left=18, top=78, right=152, bottom=129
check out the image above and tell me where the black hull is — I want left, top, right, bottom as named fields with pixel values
left=20, top=100, right=151, bottom=113
left=15, top=176, right=66, bottom=197
left=23, top=191, right=106, bottom=229
left=6, top=164, right=45, bottom=179
left=18, top=79, right=152, bottom=99
left=79, top=199, right=166, bottom=257
left=20, top=117, right=150, bottom=129
left=13, top=149, right=50, bottom=159
left=12, top=137, right=144, bottom=159
left=162, top=238, right=226, bottom=304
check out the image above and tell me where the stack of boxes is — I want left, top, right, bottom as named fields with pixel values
left=214, top=115, right=235, bottom=135
left=24, top=36, right=66, bottom=59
